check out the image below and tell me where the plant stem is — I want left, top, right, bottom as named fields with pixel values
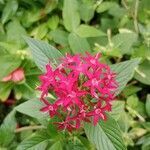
left=14, top=125, right=45, bottom=133
left=122, top=0, right=129, bottom=10
left=133, top=0, right=139, bottom=34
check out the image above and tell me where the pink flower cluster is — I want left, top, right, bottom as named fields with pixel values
left=38, top=53, right=118, bottom=131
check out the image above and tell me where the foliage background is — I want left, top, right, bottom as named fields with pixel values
left=0, top=0, right=149, bottom=149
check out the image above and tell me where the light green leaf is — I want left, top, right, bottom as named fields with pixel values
left=110, top=101, right=125, bottom=120
left=108, top=4, right=125, bottom=18
left=112, top=33, right=138, bottom=54
left=134, top=60, right=150, bottom=85
left=127, top=95, right=139, bottom=109
left=79, top=0, right=95, bottom=23
left=44, top=0, right=58, bottom=14
left=63, top=0, right=80, bottom=32
left=146, top=94, right=150, bottom=117
left=15, top=99, right=48, bottom=125
left=6, top=20, right=27, bottom=47
left=132, top=45, right=150, bottom=60
left=75, top=25, right=106, bottom=38
left=96, top=2, right=117, bottom=13
left=84, top=115, right=126, bottom=150
left=1, top=0, right=18, bottom=24
left=68, top=33, right=91, bottom=54
left=25, top=37, right=63, bottom=72
left=47, top=15, right=59, bottom=30
left=0, top=55, right=22, bottom=80
left=50, top=29, right=69, bottom=46
left=111, top=58, right=141, bottom=95
left=31, top=23, right=48, bottom=39
left=16, top=130, right=49, bottom=150
left=0, top=110, right=16, bottom=147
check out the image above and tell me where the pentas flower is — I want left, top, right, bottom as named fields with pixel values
left=38, top=53, right=118, bottom=131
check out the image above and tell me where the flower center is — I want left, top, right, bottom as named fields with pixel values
left=68, top=91, right=76, bottom=98
left=48, top=105, right=54, bottom=111
left=95, top=108, right=101, bottom=114
left=90, top=59, right=96, bottom=65
left=92, top=78, right=99, bottom=86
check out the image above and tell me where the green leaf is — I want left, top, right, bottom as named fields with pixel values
left=146, top=94, right=150, bottom=117
left=137, top=134, right=150, bottom=150
left=127, top=95, right=139, bottom=109
left=64, top=137, right=86, bottom=150
left=16, top=130, right=49, bottom=150
left=134, top=60, right=150, bottom=85
left=79, top=0, right=95, bottom=23
left=0, top=110, right=16, bottom=147
left=84, top=115, right=126, bottom=150
left=50, top=29, right=69, bottom=46
left=96, top=2, right=117, bottom=13
left=132, top=45, right=150, bottom=60
left=122, top=85, right=142, bottom=97
left=0, top=55, right=22, bottom=80
left=112, top=33, right=138, bottom=54
left=78, top=136, right=95, bottom=150
left=110, top=101, right=125, bottom=120
left=68, top=33, right=91, bottom=54
left=0, top=82, right=13, bottom=102
left=63, top=0, right=80, bottom=32
left=75, top=25, right=106, bottom=38
left=31, top=23, right=48, bottom=39
left=48, top=141, right=62, bottom=150
left=111, top=58, right=141, bottom=95
left=1, top=0, right=18, bottom=24
left=47, top=15, right=59, bottom=30
left=6, top=20, right=27, bottom=47
left=108, top=4, right=125, bottom=18
left=14, top=83, right=36, bottom=100
left=15, top=99, right=48, bottom=125
left=25, top=37, right=63, bottom=72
